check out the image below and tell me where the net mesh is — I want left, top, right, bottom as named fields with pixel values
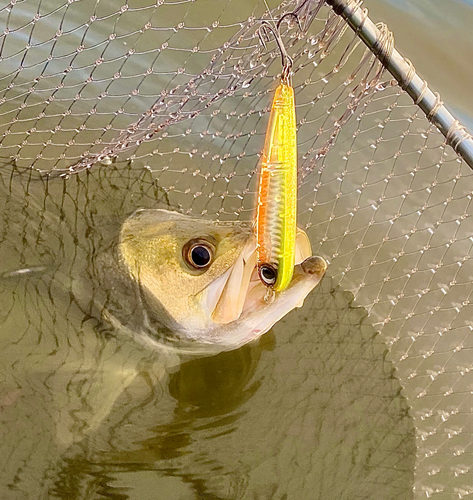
left=1, top=0, right=473, bottom=497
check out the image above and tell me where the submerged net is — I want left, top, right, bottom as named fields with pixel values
left=1, top=0, right=473, bottom=497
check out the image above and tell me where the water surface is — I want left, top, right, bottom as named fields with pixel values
left=0, top=163, right=415, bottom=499
left=2, top=0, right=473, bottom=498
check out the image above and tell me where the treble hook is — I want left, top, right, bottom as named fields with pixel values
left=257, top=11, right=301, bottom=85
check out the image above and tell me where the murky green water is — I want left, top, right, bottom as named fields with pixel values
left=1, top=0, right=472, bottom=498
left=0, top=163, right=415, bottom=498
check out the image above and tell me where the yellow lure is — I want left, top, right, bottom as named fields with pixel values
left=256, top=82, right=297, bottom=293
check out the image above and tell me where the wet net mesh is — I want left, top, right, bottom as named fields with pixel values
left=1, top=0, right=473, bottom=497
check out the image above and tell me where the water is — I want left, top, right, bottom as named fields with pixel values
left=365, top=0, right=473, bottom=127
left=0, top=0, right=472, bottom=498
left=0, top=162, right=415, bottom=498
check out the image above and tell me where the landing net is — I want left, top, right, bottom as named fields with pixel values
left=1, top=0, right=472, bottom=497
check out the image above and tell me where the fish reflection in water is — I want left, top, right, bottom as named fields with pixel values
left=0, top=163, right=415, bottom=499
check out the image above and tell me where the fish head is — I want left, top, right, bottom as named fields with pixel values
left=119, top=209, right=326, bottom=352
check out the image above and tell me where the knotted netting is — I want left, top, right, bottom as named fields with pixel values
left=1, top=0, right=473, bottom=497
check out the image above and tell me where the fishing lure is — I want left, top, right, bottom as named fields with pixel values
left=256, top=19, right=298, bottom=294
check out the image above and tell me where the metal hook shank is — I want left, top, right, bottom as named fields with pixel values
left=258, top=20, right=293, bottom=85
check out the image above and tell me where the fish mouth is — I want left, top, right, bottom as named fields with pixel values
left=196, top=230, right=327, bottom=349
left=117, top=209, right=326, bottom=352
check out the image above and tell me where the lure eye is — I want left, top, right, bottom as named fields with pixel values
left=258, top=264, right=278, bottom=287
left=183, top=237, right=216, bottom=270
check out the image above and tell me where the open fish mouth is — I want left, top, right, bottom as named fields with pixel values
left=119, top=209, right=327, bottom=352
left=195, top=231, right=327, bottom=349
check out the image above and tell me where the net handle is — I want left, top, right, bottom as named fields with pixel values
left=324, top=0, right=473, bottom=170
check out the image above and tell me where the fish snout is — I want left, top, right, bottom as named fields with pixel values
left=300, top=256, right=327, bottom=276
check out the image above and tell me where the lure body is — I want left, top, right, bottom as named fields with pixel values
left=256, top=82, right=297, bottom=292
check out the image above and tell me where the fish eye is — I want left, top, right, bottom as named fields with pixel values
left=258, top=264, right=277, bottom=287
left=183, top=237, right=216, bottom=270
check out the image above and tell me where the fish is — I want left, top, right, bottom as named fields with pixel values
left=119, top=208, right=327, bottom=352
left=0, top=165, right=327, bottom=495
left=256, top=82, right=298, bottom=294
left=0, top=164, right=412, bottom=500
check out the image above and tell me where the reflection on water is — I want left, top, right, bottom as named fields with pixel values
left=0, top=163, right=414, bottom=499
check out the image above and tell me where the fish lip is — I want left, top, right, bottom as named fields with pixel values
left=130, top=253, right=328, bottom=356
left=300, top=255, right=327, bottom=276
left=196, top=247, right=327, bottom=351
left=206, top=236, right=328, bottom=326
left=136, top=253, right=328, bottom=355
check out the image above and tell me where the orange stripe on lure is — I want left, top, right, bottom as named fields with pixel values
left=256, top=71, right=298, bottom=293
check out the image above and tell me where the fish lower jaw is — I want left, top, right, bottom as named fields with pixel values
left=174, top=266, right=325, bottom=352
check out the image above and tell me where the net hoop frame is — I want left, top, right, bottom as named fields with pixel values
left=325, top=0, right=473, bottom=170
